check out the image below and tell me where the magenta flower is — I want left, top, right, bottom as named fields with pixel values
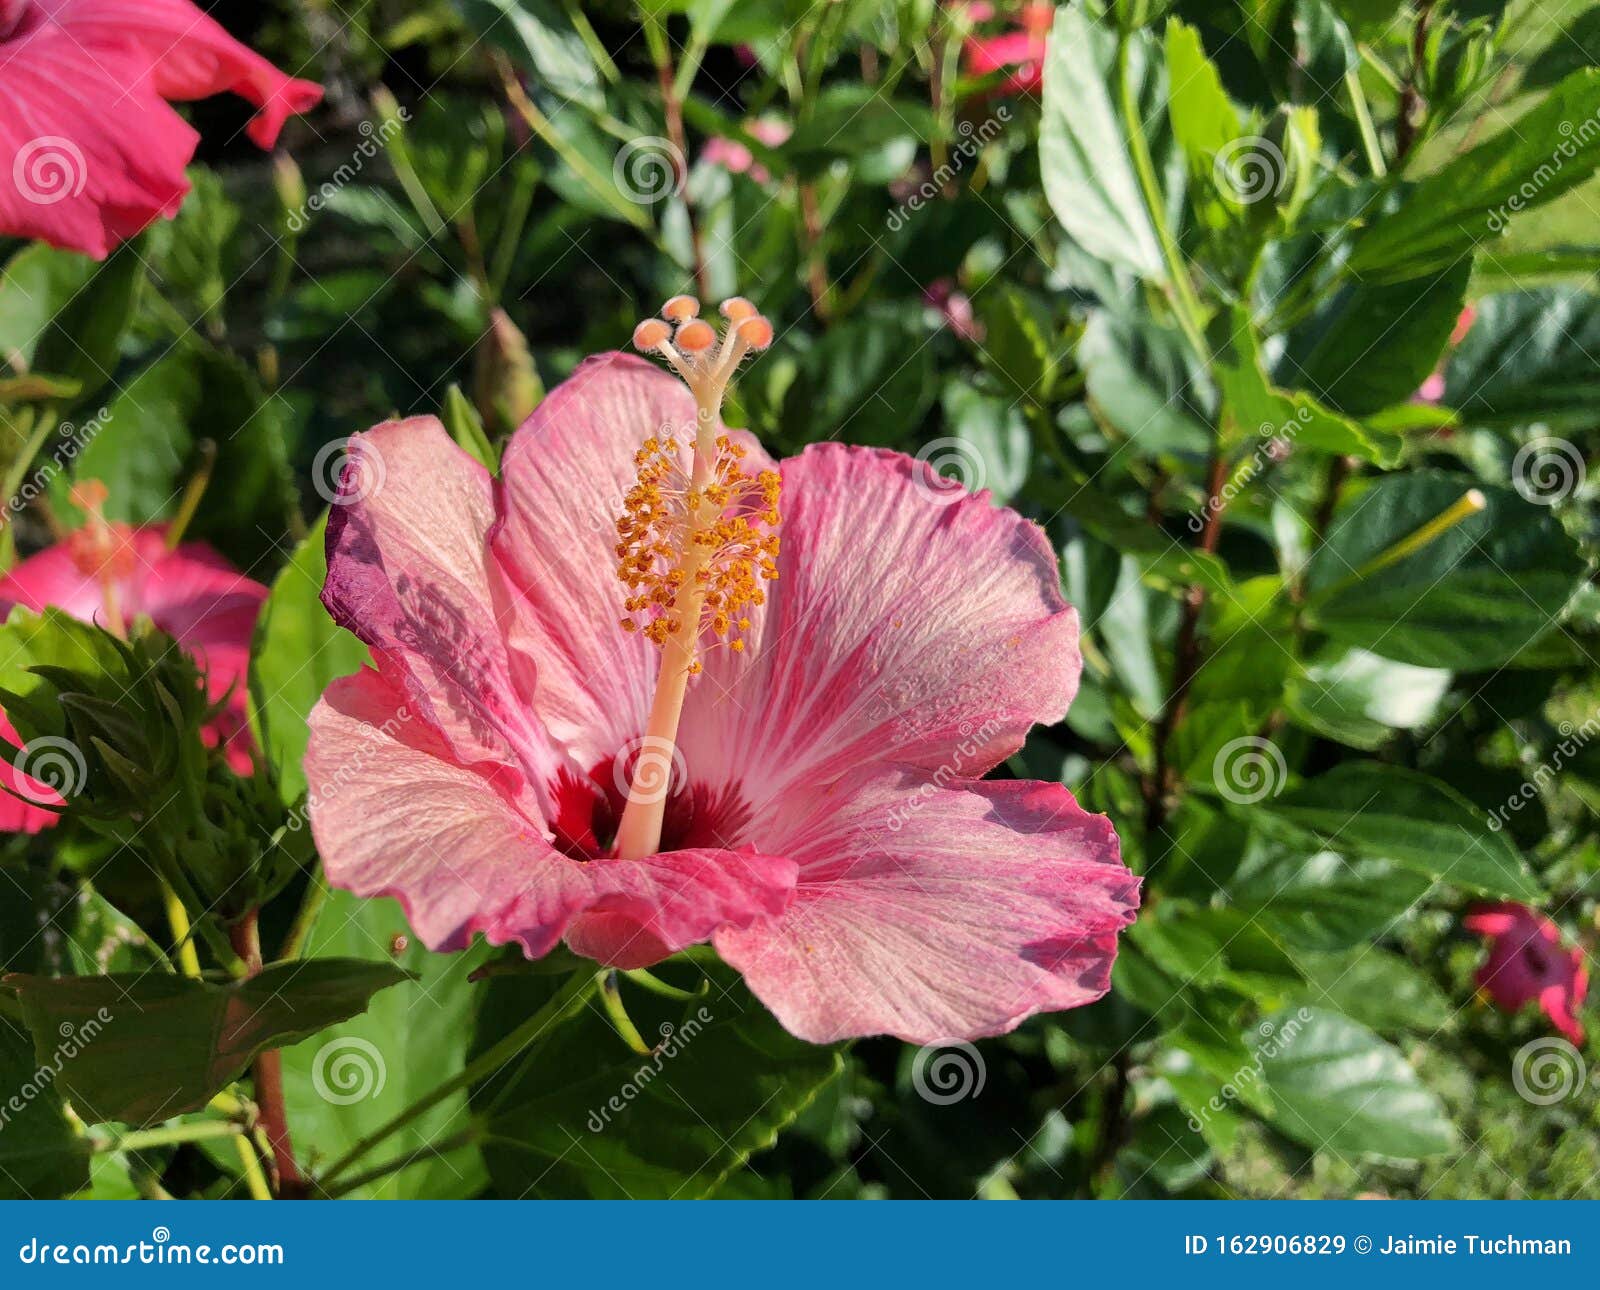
left=1465, top=902, right=1588, bottom=1045
left=700, top=119, right=790, bottom=185
left=0, top=487, right=268, bottom=830
left=306, top=296, right=1136, bottom=1043
left=962, top=3, right=1053, bottom=97
left=0, top=0, right=322, bottom=259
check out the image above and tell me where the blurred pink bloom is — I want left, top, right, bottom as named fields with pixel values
left=963, top=3, right=1053, bottom=96
left=0, top=0, right=322, bottom=258
left=701, top=119, right=790, bottom=185
left=0, top=511, right=268, bottom=830
left=1413, top=304, right=1478, bottom=406
left=925, top=278, right=984, bottom=343
left=1465, top=902, right=1588, bottom=1044
left=307, top=353, right=1137, bottom=1043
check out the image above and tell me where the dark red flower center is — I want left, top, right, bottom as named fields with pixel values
left=0, top=0, right=32, bottom=41
left=547, top=755, right=752, bottom=861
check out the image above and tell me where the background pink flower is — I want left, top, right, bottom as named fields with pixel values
left=0, top=521, right=268, bottom=830
left=0, top=0, right=322, bottom=258
left=1465, top=902, right=1588, bottom=1044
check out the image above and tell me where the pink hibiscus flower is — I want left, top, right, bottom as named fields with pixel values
left=0, top=485, right=268, bottom=830
left=701, top=119, right=790, bottom=185
left=1465, top=902, right=1588, bottom=1045
left=0, top=0, right=322, bottom=259
left=963, top=3, right=1053, bottom=96
left=306, top=296, right=1136, bottom=1044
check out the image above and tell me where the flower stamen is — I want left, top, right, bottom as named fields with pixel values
left=613, top=296, right=778, bottom=861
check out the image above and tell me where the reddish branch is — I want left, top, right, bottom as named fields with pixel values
left=230, top=911, right=304, bottom=1197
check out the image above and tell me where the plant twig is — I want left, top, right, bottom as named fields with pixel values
left=230, top=911, right=303, bottom=1196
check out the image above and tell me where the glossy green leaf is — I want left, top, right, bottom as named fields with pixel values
left=0, top=1016, right=90, bottom=1199
left=6, top=961, right=410, bottom=1126
left=1306, top=472, right=1585, bottom=669
left=1443, top=286, right=1600, bottom=429
left=1262, top=762, right=1542, bottom=900
left=1259, top=1007, right=1454, bottom=1160
left=1041, top=8, right=1165, bottom=278
left=1286, top=647, right=1452, bottom=749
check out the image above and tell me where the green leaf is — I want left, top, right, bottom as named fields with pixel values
left=71, top=355, right=201, bottom=521
left=1165, top=20, right=1241, bottom=165
left=1286, top=646, right=1452, bottom=750
left=472, top=965, right=842, bottom=1199
left=1080, top=311, right=1210, bottom=455
left=939, top=383, right=1029, bottom=506
left=1228, top=852, right=1432, bottom=951
left=248, top=515, right=369, bottom=803
left=1291, top=950, right=1452, bottom=1033
left=1305, top=472, right=1586, bottom=669
left=281, top=890, right=490, bottom=1197
left=1041, top=8, right=1165, bottom=278
left=444, top=384, right=500, bottom=473
left=5, top=960, right=410, bottom=1126
left=785, top=86, right=932, bottom=177
left=0, top=1015, right=90, bottom=1199
left=1258, top=1007, right=1454, bottom=1160
left=1216, top=309, right=1400, bottom=462
left=1286, top=261, right=1472, bottom=416
left=1347, top=69, right=1600, bottom=280
left=0, top=242, right=145, bottom=403
left=454, top=0, right=601, bottom=108
left=1262, top=762, right=1542, bottom=900
left=1443, top=287, right=1600, bottom=429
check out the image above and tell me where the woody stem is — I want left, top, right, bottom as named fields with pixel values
left=612, top=394, right=720, bottom=861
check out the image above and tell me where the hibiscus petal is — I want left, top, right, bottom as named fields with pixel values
left=493, top=352, right=776, bottom=771
left=322, top=416, right=568, bottom=801
left=308, top=668, right=796, bottom=965
left=682, top=443, right=1079, bottom=810
left=0, top=709, right=62, bottom=833
left=714, top=769, right=1137, bottom=1043
left=39, top=0, right=321, bottom=146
